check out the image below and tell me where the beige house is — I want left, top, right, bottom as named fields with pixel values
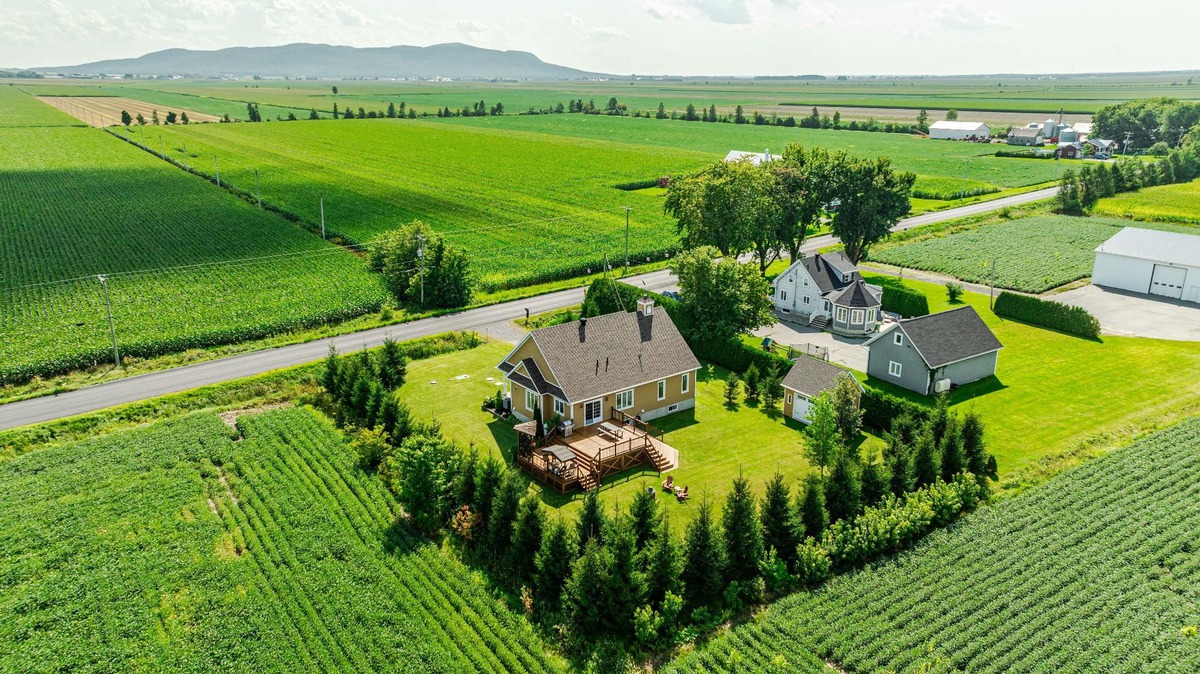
left=497, top=296, right=698, bottom=492
left=498, top=296, right=700, bottom=429
left=781, top=356, right=862, bottom=424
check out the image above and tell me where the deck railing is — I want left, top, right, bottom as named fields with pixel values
left=610, top=407, right=664, bottom=442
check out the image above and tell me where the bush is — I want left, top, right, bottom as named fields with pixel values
left=860, top=388, right=930, bottom=432
left=881, top=284, right=930, bottom=318
left=993, top=292, right=1100, bottom=339
left=945, top=282, right=964, bottom=304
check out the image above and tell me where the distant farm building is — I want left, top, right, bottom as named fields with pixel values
left=1057, top=142, right=1084, bottom=159
left=1087, top=138, right=1116, bottom=159
left=724, top=149, right=779, bottom=165
left=1058, top=126, right=1079, bottom=143
left=1092, top=227, right=1200, bottom=304
left=1007, top=127, right=1045, bottom=146
left=929, top=120, right=990, bottom=140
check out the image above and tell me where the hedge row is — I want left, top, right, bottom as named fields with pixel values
left=881, top=284, right=931, bottom=318
left=860, top=388, right=930, bottom=432
left=993, top=291, right=1101, bottom=339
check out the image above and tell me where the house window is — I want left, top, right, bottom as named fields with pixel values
left=835, top=306, right=848, bottom=322
left=779, top=290, right=787, bottom=301
left=867, top=308, right=876, bottom=323
left=525, top=389, right=537, bottom=411
left=616, top=389, right=634, bottom=411
left=893, top=332, right=904, bottom=346
left=851, top=309, right=864, bottom=324
left=786, top=393, right=792, bottom=404
left=657, top=379, right=666, bottom=400
left=803, top=296, right=810, bottom=305
left=681, top=372, right=690, bottom=394
left=888, top=361, right=903, bottom=378
left=553, top=399, right=566, bottom=416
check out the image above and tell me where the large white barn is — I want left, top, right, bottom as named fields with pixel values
left=928, top=120, right=990, bottom=140
left=1092, top=227, right=1200, bottom=304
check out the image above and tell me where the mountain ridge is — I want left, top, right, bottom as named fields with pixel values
left=33, top=42, right=613, bottom=80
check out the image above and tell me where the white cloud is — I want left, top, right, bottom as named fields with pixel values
left=564, top=13, right=627, bottom=41
left=644, top=1, right=688, bottom=20
left=917, top=1, right=1015, bottom=31
left=686, top=0, right=752, bottom=24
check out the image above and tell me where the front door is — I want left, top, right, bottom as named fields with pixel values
left=584, top=399, right=603, bottom=426
left=1149, top=265, right=1186, bottom=299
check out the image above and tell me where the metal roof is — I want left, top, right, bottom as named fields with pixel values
left=1095, top=227, right=1200, bottom=268
left=929, top=120, right=988, bottom=131
left=724, top=150, right=777, bottom=165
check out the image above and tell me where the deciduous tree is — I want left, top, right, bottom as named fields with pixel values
left=672, top=246, right=774, bottom=342
left=829, top=157, right=916, bottom=263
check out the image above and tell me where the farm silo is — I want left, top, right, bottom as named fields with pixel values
left=1059, top=126, right=1078, bottom=142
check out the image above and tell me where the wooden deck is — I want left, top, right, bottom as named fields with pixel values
left=515, top=408, right=678, bottom=492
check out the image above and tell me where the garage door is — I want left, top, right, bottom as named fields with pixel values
left=1150, top=265, right=1186, bottom=299
left=792, top=397, right=813, bottom=424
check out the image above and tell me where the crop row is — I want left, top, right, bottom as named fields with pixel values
left=1093, top=179, right=1200, bottom=225
left=870, top=215, right=1151, bottom=292
left=0, top=126, right=386, bottom=383
left=666, top=417, right=1200, bottom=673
left=0, top=409, right=563, bottom=672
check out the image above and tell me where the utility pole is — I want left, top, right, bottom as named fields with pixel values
left=319, top=197, right=326, bottom=239
left=989, top=259, right=997, bottom=310
left=621, top=206, right=632, bottom=270
left=1123, top=131, right=1134, bottom=155
left=214, top=156, right=220, bottom=187
left=417, top=234, right=425, bottom=307
left=97, top=275, right=121, bottom=368
left=255, top=169, right=262, bottom=208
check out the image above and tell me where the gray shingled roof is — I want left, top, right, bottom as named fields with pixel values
left=826, top=279, right=881, bottom=309
left=895, top=306, right=1003, bottom=368
left=527, top=308, right=700, bottom=403
left=505, top=357, right=567, bottom=400
left=798, top=252, right=860, bottom=295
left=781, top=357, right=859, bottom=399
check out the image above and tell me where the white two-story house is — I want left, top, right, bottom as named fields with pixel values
left=771, top=252, right=883, bottom=337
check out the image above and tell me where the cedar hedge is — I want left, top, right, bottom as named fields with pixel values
left=860, top=388, right=930, bottom=432
left=993, top=291, right=1101, bottom=339
left=881, top=284, right=930, bottom=318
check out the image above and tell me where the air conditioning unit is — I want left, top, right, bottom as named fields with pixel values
left=934, top=378, right=952, bottom=394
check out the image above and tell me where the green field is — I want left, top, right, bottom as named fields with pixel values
left=666, top=416, right=1200, bottom=673
left=0, top=85, right=81, bottom=127
left=1093, top=179, right=1200, bottom=225
left=13, top=72, right=1200, bottom=121
left=0, top=126, right=385, bottom=383
left=0, top=406, right=561, bottom=672
left=869, top=214, right=1193, bottom=292
left=117, top=118, right=708, bottom=290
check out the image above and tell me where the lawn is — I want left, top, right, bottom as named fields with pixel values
left=666, top=417, right=1200, bottom=673
left=869, top=214, right=1193, bottom=292
left=395, top=341, right=881, bottom=523
left=860, top=273, right=1200, bottom=489
left=1093, top=178, right=1200, bottom=225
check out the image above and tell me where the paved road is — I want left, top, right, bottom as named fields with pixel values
left=0, top=187, right=1056, bottom=431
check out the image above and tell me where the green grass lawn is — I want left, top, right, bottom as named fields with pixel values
left=862, top=273, right=1200, bottom=491
left=394, top=341, right=883, bottom=523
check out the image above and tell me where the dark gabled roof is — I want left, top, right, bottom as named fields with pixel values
left=526, top=308, right=700, bottom=403
left=781, top=356, right=860, bottom=399
left=826, top=279, right=881, bottom=309
left=506, top=357, right=567, bottom=401
left=893, top=306, right=1003, bottom=369
left=798, top=252, right=860, bottom=295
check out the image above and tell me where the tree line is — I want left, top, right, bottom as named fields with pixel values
left=1092, top=98, right=1200, bottom=151
left=664, top=142, right=916, bottom=273
left=1056, top=140, right=1200, bottom=215
left=319, top=331, right=993, bottom=667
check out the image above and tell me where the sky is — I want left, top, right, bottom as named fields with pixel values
left=2, top=0, right=1197, bottom=76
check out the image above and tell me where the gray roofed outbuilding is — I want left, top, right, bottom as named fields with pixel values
left=781, top=357, right=861, bottom=399
left=528, top=309, right=700, bottom=403
left=881, top=306, right=1003, bottom=368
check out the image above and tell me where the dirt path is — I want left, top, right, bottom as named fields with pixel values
left=37, top=96, right=222, bottom=127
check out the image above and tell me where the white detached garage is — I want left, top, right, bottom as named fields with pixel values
left=1092, top=227, right=1200, bottom=304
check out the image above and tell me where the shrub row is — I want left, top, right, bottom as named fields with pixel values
left=860, top=387, right=930, bottom=432
left=613, top=178, right=665, bottom=191
left=993, top=291, right=1101, bottom=339
left=994, top=149, right=1055, bottom=159
left=911, top=185, right=1000, bottom=201
left=881, top=284, right=931, bottom=318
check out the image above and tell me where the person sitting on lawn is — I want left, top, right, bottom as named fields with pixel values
left=662, top=475, right=674, bottom=492
left=675, top=486, right=689, bottom=501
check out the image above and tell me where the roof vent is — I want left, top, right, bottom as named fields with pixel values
left=637, top=295, right=654, bottom=316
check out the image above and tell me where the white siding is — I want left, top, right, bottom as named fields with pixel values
left=1092, top=252, right=1155, bottom=294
